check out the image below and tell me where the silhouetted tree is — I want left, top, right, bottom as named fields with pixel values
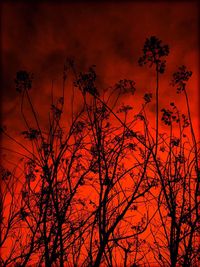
left=0, top=37, right=199, bottom=267
left=138, top=36, right=169, bottom=156
left=73, top=67, right=156, bottom=266
left=147, top=66, right=200, bottom=267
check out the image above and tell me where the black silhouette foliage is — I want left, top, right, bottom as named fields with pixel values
left=21, top=128, right=40, bottom=140
left=171, top=65, right=192, bottom=93
left=143, top=92, right=152, bottom=104
left=115, top=79, right=136, bottom=95
left=15, top=70, right=33, bottom=93
left=1, top=36, right=199, bottom=267
left=138, top=36, right=169, bottom=73
left=75, top=66, right=99, bottom=97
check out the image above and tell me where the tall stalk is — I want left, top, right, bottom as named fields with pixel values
left=155, top=63, right=159, bottom=156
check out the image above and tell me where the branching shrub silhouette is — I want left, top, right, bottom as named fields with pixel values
left=0, top=37, right=199, bottom=267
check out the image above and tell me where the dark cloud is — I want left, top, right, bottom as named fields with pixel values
left=2, top=51, right=21, bottom=102
left=1, top=2, right=199, bottom=130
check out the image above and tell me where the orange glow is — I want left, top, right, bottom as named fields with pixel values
left=1, top=2, right=199, bottom=266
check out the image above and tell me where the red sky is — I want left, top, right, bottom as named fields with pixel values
left=1, top=2, right=199, bottom=265
left=1, top=1, right=199, bottom=155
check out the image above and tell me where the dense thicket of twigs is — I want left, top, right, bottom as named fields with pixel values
left=0, top=37, right=199, bottom=267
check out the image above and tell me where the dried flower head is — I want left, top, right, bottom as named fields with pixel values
left=117, top=104, right=133, bottom=114
left=115, top=79, right=136, bottom=95
left=15, top=70, right=33, bottom=93
left=161, top=108, right=173, bottom=126
left=143, top=93, right=152, bottom=104
left=21, top=128, right=40, bottom=140
left=182, top=114, right=190, bottom=128
left=161, top=108, right=179, bottom=126
left=138, top=36, right=169, bottom=74
left=171, top=137, right=180, bottom=147
left=171, top=65, right=192, bottom=93
left=75, top=66, right=99, bottom=97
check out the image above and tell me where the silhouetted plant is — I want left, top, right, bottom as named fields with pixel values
left=139, top=36, right=170, bottom=156
left=114, top=79, right=136, bottom=95
left=74, top=66, right=99, bottom=97
left=148, top=66, right=199, bottom=266
left=15, top=71, right=33, bottom=93
left=1, top=37, right=199, bottom=267
left=143, top=92, right=152, bottom=104
left=171, top=65, right=192, bottom=94
left=138, top=36, right=169, bottom=74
